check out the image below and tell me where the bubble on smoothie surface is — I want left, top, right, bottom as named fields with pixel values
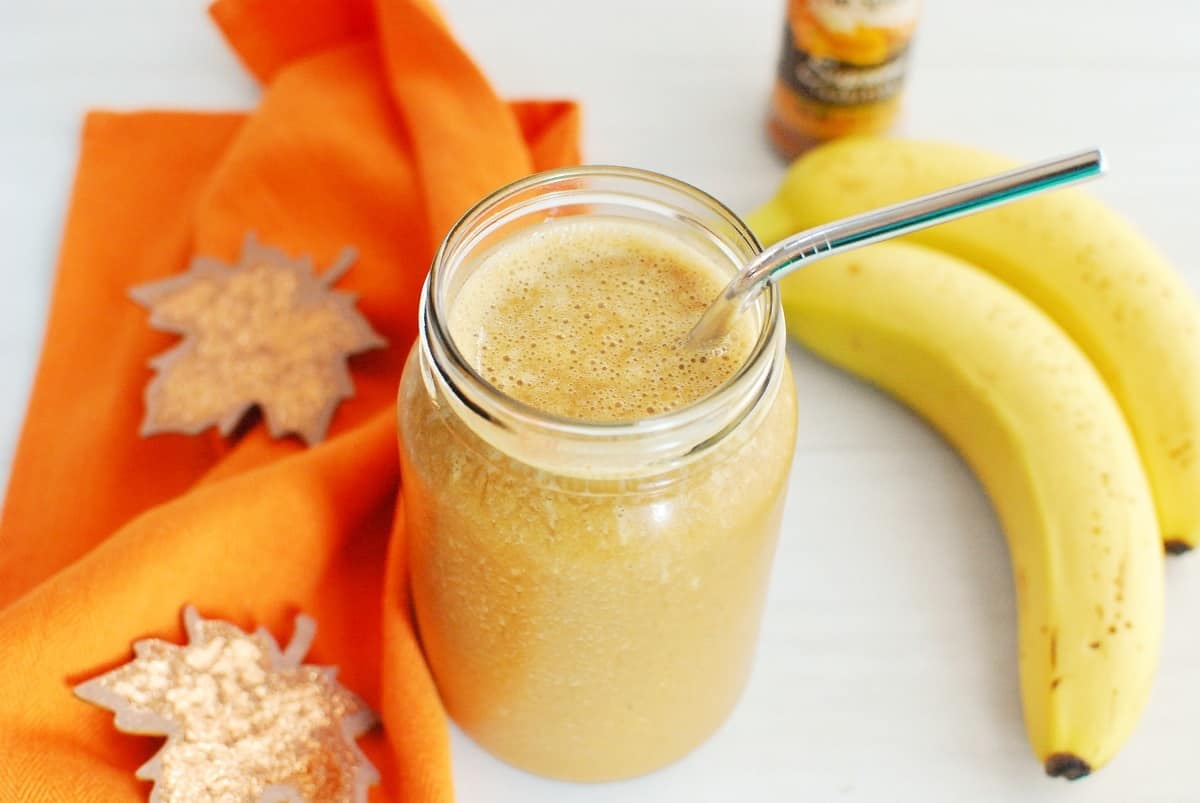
left=449, top=217, right=756, bottom=422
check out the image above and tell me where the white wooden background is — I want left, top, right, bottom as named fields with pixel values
left=2, top=2, right=1199, bottom=801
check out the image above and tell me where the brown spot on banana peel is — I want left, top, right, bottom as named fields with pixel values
left=1167, top=438, right=1194, bottom=468
left=1045, top=753, right=1092, bottom=781
left=1049, top=629, right=1058, bottom=670
left=1164, top=539, right=1193, bottom=556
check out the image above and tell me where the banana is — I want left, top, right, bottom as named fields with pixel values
left=753, top=137, right=1200, bottom=553
left=764, top=237, right=1164, bottom=778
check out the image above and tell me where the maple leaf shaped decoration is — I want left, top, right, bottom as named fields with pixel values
left=75, top=606, right=379, bottom=803
left=130, top=233, right=386, bottom=445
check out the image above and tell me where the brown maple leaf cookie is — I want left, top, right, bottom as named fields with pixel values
left=75, top=606, right=379, bottom=803
left=130, top=233, right=386, bottom=445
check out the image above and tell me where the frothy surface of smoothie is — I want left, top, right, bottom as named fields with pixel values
left=449, top=217, right=755, bottom=421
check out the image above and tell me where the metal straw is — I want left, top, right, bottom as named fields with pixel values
left=685, top=148, right=1106, bottom=349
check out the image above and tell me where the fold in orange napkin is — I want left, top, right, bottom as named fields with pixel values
left=0, top=1, right=580, bottom=800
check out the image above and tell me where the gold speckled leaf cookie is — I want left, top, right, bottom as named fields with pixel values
left=130, top=233, right=386, bottom=445
left=75, top=606, right=379, bottom=803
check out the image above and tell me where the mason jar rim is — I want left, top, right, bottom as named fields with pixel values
left=419, top=164, right=784, bottom=473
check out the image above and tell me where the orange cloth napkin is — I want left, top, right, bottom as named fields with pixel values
left=0, top=0, right=580, bottom=800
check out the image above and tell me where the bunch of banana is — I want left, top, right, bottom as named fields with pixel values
left=748, top=138, right=1200, bottom=778
left=754, top=138, right=1200, bottom=554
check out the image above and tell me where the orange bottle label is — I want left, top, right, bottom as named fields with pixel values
left=768, top=0, right=920, bottom=157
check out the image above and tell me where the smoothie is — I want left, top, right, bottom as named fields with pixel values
left=398, top=215, right=797, bottom=780
left=448, top=218, right=757, bottom=421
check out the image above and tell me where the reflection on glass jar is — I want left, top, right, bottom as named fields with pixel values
left=397, top=166, right=798, bottom=781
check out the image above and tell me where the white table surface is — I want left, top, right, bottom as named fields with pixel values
left=3, top=2, right=1199, bottom=801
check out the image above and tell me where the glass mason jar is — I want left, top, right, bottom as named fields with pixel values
left=397, top=166, right=797, bottom=781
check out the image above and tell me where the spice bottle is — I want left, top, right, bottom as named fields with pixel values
left=767, top=0, right=921, bottom=159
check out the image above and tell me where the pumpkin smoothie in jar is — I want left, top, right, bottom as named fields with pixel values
left=397, top=167, right=797, bottom=781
